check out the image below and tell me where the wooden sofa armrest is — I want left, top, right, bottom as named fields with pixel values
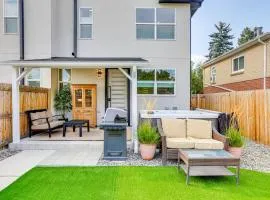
left=157, top=119, right=168, bottom=165
left=212, top=127, right=229, bottom=150
left=157, top=119, right=165, bottom=137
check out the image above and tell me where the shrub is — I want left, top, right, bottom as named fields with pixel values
left=226, top=127, right=244, bottom=147
left=138, top=121, right=160, bottom=145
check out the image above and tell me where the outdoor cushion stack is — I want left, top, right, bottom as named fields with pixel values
left=30, top=111, right=64, bottom=130
left=162, top=118, right=224, bottom=150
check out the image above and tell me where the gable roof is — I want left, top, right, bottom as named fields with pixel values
left=202, top=33, right=270, bottom=69
left=159, top=0, right=204, bottom=16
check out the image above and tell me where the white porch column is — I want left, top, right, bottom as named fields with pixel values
left=12, top=66, right=20, bottom=143
left=131, top=66, right=138, bottom=153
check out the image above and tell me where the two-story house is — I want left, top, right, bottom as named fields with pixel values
left=0, top=0, right=203, bottom=150
left=203, top=32, right=270, bottom=94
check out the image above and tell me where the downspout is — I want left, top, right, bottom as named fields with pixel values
left=19, top=0, right=25, bottom=85
left=258, top=38, right=268, bottom=90
left=19, top=0, right=24, bottom=60
left=258, top=38, right=268, bottom=144
left=72, top=0, right=78, bottom=58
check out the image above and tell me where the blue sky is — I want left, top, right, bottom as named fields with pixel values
left=191, top=0, right=270, bottom=63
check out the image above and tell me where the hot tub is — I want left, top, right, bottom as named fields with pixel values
left=139, top=109, right=221, bottom=129
left=140, top=109, right=220, bottom=120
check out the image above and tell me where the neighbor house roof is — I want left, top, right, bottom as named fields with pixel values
left=0, top=57, right=150, bottom=68
left=202, top=33, right=270, bottom=69
left=159, top=0, right=204, bottom=16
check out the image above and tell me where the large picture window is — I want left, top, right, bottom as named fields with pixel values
left=79, top=7, right=93, bottom=39
left=137, top=68, right=176, bottom=95
left=26, top=68, right=41, bottom=87
left=3, top=0, right=18, bottom=34
left=136, top=8, right=176, bottom=40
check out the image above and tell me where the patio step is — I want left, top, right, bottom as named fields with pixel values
left=9, top=141, right=104, bottom=151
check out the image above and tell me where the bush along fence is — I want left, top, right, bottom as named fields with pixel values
left=192, top=89, right=270, bottom=145
left=0, top=83, right=49, bottom=147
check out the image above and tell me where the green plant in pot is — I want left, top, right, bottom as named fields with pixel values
left=226, top=126, right=244, bottom=158
left=138, top=121, right=160, bottom=160
left=54, top=85, right=72, bottom=118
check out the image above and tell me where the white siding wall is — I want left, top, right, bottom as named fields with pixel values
left=0, top=0, right=191, bottom=110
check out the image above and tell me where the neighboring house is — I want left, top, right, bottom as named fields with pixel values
left=0, top=0, right=203, bottom=132
left=202, top=33, right=270, bottom=94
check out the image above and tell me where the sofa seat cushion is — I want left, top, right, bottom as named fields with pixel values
left=161, top=118, right=186, bottom=138
left=166, top=138, right=194, bottom=149
left=187, top=119, right=212, bottom=139
left=32, top=121, right=64, bottom=130
left=189, top=138, right=224, bottom=150
left=30, top=111, right=47, bottom=126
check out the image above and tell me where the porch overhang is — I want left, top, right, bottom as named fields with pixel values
left=6, top=57, right=142, bottom=153
left=0, top=57, right=150, bottom=68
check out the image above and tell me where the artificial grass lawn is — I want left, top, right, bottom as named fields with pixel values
left=0, top=167, right=270, bottom=200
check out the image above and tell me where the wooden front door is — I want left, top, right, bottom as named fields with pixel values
left=72, top=84, right=97, bottom=127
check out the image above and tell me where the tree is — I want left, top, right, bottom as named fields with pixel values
left=238, top=27, right=263, bottom=46
left=191, top=62, right=203, bottom=94
left=54, top=85, right=72, bottom=116
left=208, top=22, right=234, bottom=60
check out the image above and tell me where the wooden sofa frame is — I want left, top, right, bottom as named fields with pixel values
left=157, top=119, right=229, bottom=165
left=26, top=109, right=67, bottom=138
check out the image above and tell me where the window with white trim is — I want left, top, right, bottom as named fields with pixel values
left=232, top=56, right=245, bottom=73
left=136, top=8, right=176, bottom=40
left=59, top=69, right=71, bottom=89
left=79, top=7, right=93, bottom=39
left=137, top=68, right=176, bottom=95
left=210, top=66, right=216, bottom=84
left=3, top=0, right=18, bottom=34
left=26, top=68, right=41, bottom=87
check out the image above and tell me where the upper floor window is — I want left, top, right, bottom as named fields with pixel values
left=137, top=68, right=176, bottom=95
left=79, top=8, right=93, bottom=39
left=59, top=69, right=71, bottom=89
left=210, top=66, right=216, bottom=84
left=26, top=68, right=41, bottom=87
left=3, top=0, right=18, bottom=34
left=232, top=56, right=244, bottom=73
left=136, top=8, right=176, bottom=40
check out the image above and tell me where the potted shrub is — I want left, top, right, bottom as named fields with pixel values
left=226, top=126, right=244, bottom=158
left=54, top=85, right=72, bottom=118
left=138, top=121, right=160, bottom=160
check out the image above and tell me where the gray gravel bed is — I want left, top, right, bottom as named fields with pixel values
left=98, top=141, right=270, bottom=173
left=241, top=140, right=270, bottom=172
left=0, top=148, right=21, bottom=162
left=97, top=149, right=176, bottom=166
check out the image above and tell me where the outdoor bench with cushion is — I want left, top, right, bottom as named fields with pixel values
left=26, top=109, right=67, bottom=138
left=157, top=118, right=229, bottom=165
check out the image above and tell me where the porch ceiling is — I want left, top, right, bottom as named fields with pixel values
left=0, top=57, right=150, bottom=68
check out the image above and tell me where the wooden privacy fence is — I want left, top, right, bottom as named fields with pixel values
left=191, top=90, right=270, bottom=145
left=0, top=84, right=49, bottom=147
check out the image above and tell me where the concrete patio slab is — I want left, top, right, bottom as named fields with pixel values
left=38, top=142, right=103, bottom=166
left=0, top=150, right=54, bottom=191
